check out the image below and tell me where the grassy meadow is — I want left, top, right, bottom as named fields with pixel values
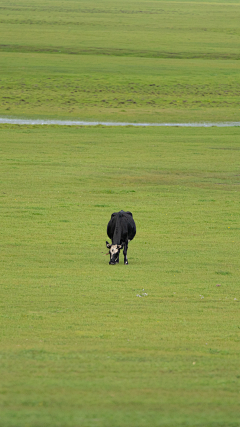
left=1, top=124, right=240, bottom=426
left=0, top=0, right=240, bottom=123
left=1, top=0, right=240, bottom=426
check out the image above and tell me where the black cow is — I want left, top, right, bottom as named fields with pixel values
left=106, top=210, right=136, bottom=265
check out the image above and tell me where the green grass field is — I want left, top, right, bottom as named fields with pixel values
left=1, top=124, right=240, bottom=426
left=0, top=0, right=240, bottom=123
left=1, top=1, right=240, bottom=426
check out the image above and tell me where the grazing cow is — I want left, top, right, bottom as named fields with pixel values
left=106, top=210, right=136, bottom=265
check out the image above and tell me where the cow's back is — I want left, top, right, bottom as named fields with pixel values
left=121, top=211, right=136, bottom=241
left=107, top=210, right=136, bottom=243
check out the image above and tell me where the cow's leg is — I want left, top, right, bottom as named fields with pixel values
left=123, top=241, right=128, bottom=265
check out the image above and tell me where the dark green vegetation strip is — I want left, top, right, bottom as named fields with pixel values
left=1, top=125, right=240, bottom=426
left=1, top=44, right=240, bottom=60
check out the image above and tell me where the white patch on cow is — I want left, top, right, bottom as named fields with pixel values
left=110, top=245, right=119, bottom=255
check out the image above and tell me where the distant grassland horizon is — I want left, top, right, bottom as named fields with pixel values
left=0, top=0, right=240, bottom=123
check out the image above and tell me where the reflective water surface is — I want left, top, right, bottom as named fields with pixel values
left=1, top=117, right=240, bottom=127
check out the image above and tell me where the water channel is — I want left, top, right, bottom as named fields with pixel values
left=1, top=118, right=240, bottom=127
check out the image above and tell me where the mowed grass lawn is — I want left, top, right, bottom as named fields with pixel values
left=1, top=124, right=240, bottom=426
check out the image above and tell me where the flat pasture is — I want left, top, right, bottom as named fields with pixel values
left=1, top=0, right=240, bottom=59
left=1, top=53, right=240, bottom=124
left=0, top=0, right=240, bottom=123
left=1, top=0, right=240, bottom=425
left=1, top=124, right=240, bottom=426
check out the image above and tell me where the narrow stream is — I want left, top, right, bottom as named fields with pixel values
left=1, top=118, right=240, bottom=127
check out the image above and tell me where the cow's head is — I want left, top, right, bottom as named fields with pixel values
left=106, top=241, right=123, bottom=265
